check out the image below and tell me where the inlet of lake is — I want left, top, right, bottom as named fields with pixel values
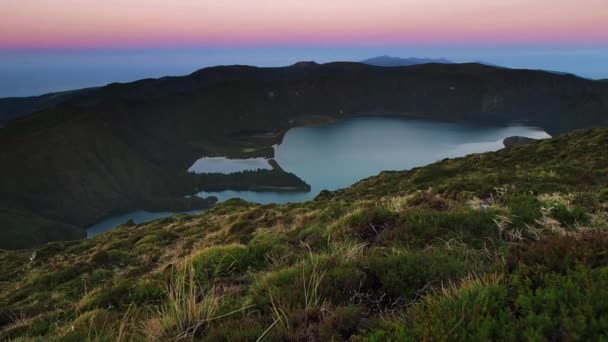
left=87, top=116, right=549, bottom=236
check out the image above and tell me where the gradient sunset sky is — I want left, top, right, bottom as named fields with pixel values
left=2, top=0, right=608, bottom=48
left=1, top=0, right=607, bottom=97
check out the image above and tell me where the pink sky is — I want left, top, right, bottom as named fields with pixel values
left=1, top=0, right=607, bottom=49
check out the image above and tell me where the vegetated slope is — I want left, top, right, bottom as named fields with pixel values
left=2, top=62, right=608, bottom=248
left=1, top=128, right=607, bottom=340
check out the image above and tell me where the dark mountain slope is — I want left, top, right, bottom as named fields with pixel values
left=1, top=62, right=608, bottom=248
left=0, top=87, right=97, bottom=124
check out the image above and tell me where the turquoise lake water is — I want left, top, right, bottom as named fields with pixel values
left=87, top=116, right=549, bottom=236
left=196, top=117, right=549, bottom=204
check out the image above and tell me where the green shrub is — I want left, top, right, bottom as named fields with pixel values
left=551, top=204, right=591, bottom=227
left=246, top=233, right=289, bottom=269
left=572, top=192, right=601, bottom=211
left=104, top=239, right=132, bottom=251
left=293, top=223, right=326, bottom=248
left=133, top=279, right=164, bottom=304
left=365, top=250, right=472, bottom=302
left=202, top=317, right=266, bottom=341
left=62, top=309, right=119, bottom=341
left=226, top=219, right=257, bottom=243
left=27, top=316, right=53, bottom=336
left=87, top=268, right=114, bottom=286
left=318, top=305, right=363, bottom=340
left=107, top=250, right=130, bottom=264
left=248, top=266, right=301, bottom=310
left=80, top=280, right=133, bottom=311
left=321, top=262, right=367, bottom=305
left=91, top=250, right=110, bottom=265
left=190, top=245, right=250, bottom=283
left=91, top=249, right=131, bottom=266
left=135, top=230, right=178, bottom=247
left=379, top=266, right=608, bottom=341
left=32, top=264, right=88, bottom=289
left=393, top=209, right=498, bottom=248
left=502, top=192, right=541, bottom=226
left=366, top=233, right=608, bottom=341
left=506, top=232, right=608, bottom=279
left=366, top=276, right=514, bottom=341
left=333, top=206, right=398, bottom=242
left=406, top=191, right=450, bottom=210
left=249, top=254, right=365, bottom=311
left=598, top=188, right=608, bottom=203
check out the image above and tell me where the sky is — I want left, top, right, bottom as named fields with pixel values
left=1, top=0, right=607, bottom=97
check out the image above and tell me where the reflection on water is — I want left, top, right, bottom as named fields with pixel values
left=197, top=117, right=550, bottom=204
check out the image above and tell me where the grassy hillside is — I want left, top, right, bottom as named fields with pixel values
left=1, top=128, right=607, bottom=340
left=2, top=62, right=608, bottom=248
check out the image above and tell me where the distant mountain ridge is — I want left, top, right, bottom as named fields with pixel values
left=361, top=55, right=453, bottom=67
left=1, top=58, right=592, bottom=124
left=0, top=57, right=455, bottom=123
left=360, top=56, right=589, bottom=78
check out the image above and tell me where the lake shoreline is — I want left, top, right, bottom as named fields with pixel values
left=84, top=116, right=549, bottom=236
left=217, top=113, right=551, bottom=161
left=195, top=116, right=550, bottom=205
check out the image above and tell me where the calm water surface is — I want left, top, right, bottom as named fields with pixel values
left=197, top=117, right=549, bottom=203
left=88, top=116, right=549, bottom=236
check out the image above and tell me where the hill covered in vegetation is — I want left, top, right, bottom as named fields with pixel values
left=1, top=128, right=607, bottom=340
left=1, top=62, right=608, bottom=248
